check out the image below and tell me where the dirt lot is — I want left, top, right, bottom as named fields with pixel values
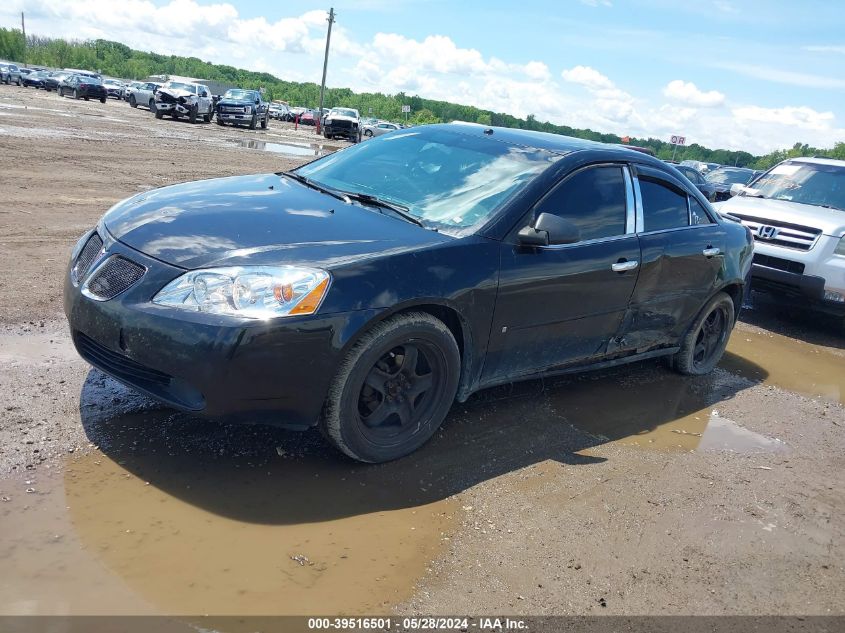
left=1, top=83, right=844, bottom=618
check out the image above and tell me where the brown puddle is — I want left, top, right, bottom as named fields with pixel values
left=0, top=411, right=457, bottom=615
left=725, top=328, right=845, bottom=405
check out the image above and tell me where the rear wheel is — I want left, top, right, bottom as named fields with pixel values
left=670, top=292, right=735, bottom=376
left=364, top=129, right=373, bottom=137
left=260, top=114, right=268, bottom=129
left=100, top=96, right=106, bottom=103
left=320, top=312, right=460, bottom=463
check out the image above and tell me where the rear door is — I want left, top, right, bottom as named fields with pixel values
left=625, top=165, right=727, bottom=350
left=482, top=163, right=641, bottom=383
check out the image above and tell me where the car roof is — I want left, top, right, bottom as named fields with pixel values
left=787, top=156, right=845, bottom=167
left=436, top=123, right=656, bottom=159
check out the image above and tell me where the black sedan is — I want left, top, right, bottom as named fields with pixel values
left=59, top=75, right=107, bottom=103
left=42, top=71, right=71, bottom=92
left=21, top=70, right=48, bottom=89
left=706, top=167, right=757, bottom=201
left=64, top=125, right=752, bottom=463
left=670, top=163, right=717, bottom=201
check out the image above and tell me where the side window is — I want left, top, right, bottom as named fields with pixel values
left=690, top=197, right=713, bottom=225
left=639, top=178, right=689, bottom=232
left=535, top=166, right=628, bottom=241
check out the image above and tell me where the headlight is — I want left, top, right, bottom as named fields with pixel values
left=152, top=266, right=330, bottom=319
left=835, top=236, right=845, bottom=256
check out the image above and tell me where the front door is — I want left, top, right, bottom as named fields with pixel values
left=482, top=164, right=641, bottom=383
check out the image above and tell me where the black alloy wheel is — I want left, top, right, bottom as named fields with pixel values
left=692, top=305, right=729, bottom=372
left=321, top=312, right=460, bottom=463
left=670, top=291, right=734, bottom=376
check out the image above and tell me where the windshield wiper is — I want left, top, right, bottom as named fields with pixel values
left=341, top=191, right=426, bottom=228
left=281, top=172, right=351, bottom=204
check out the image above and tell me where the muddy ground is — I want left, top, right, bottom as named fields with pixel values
left=0, top=83, right=844, bottom=618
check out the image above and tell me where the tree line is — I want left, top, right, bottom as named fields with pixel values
left=1, top=27, right=843, bottom=169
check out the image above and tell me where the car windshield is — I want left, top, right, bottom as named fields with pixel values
left=706, top=169, right=753, bottom=185
left=81, top=77, right=102, bottom=84
left=295, top=128, right=560, bottom=231
left=331, top=109, right=357, bottom=118
left=168, top=82, right=196, bottom=93
left=743, top=161, right=845, bottom=211
left=224, top=89, right=257, bottom=100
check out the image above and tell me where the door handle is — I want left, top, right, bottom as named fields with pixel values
left=611, top=259, right=639, bottom=273
left=702, top=247, right=721, bottom=257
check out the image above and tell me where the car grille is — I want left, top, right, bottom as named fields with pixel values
left=753, top=253, right=805, bottom=275
left=220, top=106, right=246, bottom=113
left=331, top=120, right=353, bottom=129
left=728, top=213, right=822, bottom=251
left=75, top=332, right=172, bottom=390
left=72, top=233, right=103, bottom=283
left=86, top=256, right=146, bottom=300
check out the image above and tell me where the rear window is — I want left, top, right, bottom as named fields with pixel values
left=640, top=178, right=689, bottom=232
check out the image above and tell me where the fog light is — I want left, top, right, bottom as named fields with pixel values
left=824, top=290, right=845, bottom=303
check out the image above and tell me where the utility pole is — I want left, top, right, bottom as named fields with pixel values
left=316, top=8, right=335, bottom=135
left=21, top=12, right=26, bottom=68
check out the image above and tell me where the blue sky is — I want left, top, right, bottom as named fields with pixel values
left=3, top=0, right=844, bottom=153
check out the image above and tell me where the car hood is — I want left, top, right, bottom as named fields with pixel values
left=327, top=115, right=358, bottom=122
left=218, top=98, right=256, bottom=106
left=159, top=87, right=194, bottom=99
left=103, top=174, right=451, bottom=270
left=714, top=195, right=845, bottom=236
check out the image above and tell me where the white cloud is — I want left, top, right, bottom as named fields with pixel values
left=713, top=62, right=845, bottom=90
left=663, top=80, right=725, bottom=107
left=561, top=65, right=615, bottom=90
left=803, top=45, right=845, bottom=55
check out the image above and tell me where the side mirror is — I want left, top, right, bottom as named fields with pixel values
left=729, top=183, right=746, bottom=197
left=518, top=212, right=580, bottom=247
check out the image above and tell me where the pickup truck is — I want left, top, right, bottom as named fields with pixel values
left=322, top=107, right=362, bottom=142
left=713, top=156, right=845, bottom=317
left=154, top=81, right=214, bottom=123
left=216, top=88, right=269, bottom=129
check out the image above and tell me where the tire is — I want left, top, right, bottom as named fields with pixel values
left=100, top=97, right=106, bottom=104
left=320, top=311, right=460, bottom=463
left=670, top=291, right=735, bottom=376
left=149, top=99, right=156, bottom=112
left=217, top=118, right=224, bottom=126
left=58, top=87, right=63, bottom=97
left=260, top=114, right=267, bottom=129
left=129, top=95, right=137, bottom=108
left=84, top=96, right=89, bottom=101
left=189, top=104, right=198, bottom=124
left=155, top=109, right=163, bottom=119
left=73, top=89, right=79, bottom=100
left=364, top=129, right=373, bottom=137
left=248, top=113, right=257, bottom=130
left=204, top=106, right=212, bottom=123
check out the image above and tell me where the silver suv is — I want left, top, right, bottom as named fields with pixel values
left=713, top=157, right=845, bottom=316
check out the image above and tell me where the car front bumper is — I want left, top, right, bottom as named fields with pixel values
left=751, top=262, right=845, bottom=316
left=155, top=102, right=194, bottom=115
left=218, top=112, right=255, bottom=123
left=64, top=232, right=374, bottom=429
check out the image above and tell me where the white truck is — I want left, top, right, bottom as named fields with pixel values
left=713, top=157, right=845, bottom=317
left=153, top=81, right=214, bottom=123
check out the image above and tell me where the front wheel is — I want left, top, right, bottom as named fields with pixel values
left=155, top=109, right=163, bottom=119
left=260, top=114, right=268, bottom=129
left=72, top=89, right=79, bottom=99
left=670, top=292, right=735, bottom=375
left=364, top=129, right=373, bottom=137
left=248, top=113, right=257, bottom=130
left=189, top=104, right=198, bottom=123
left=129, top=95, right=137, bottom=108
left=100, top=96, right=106, bottom=103
left=320, top=312, right=460, bottom=463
